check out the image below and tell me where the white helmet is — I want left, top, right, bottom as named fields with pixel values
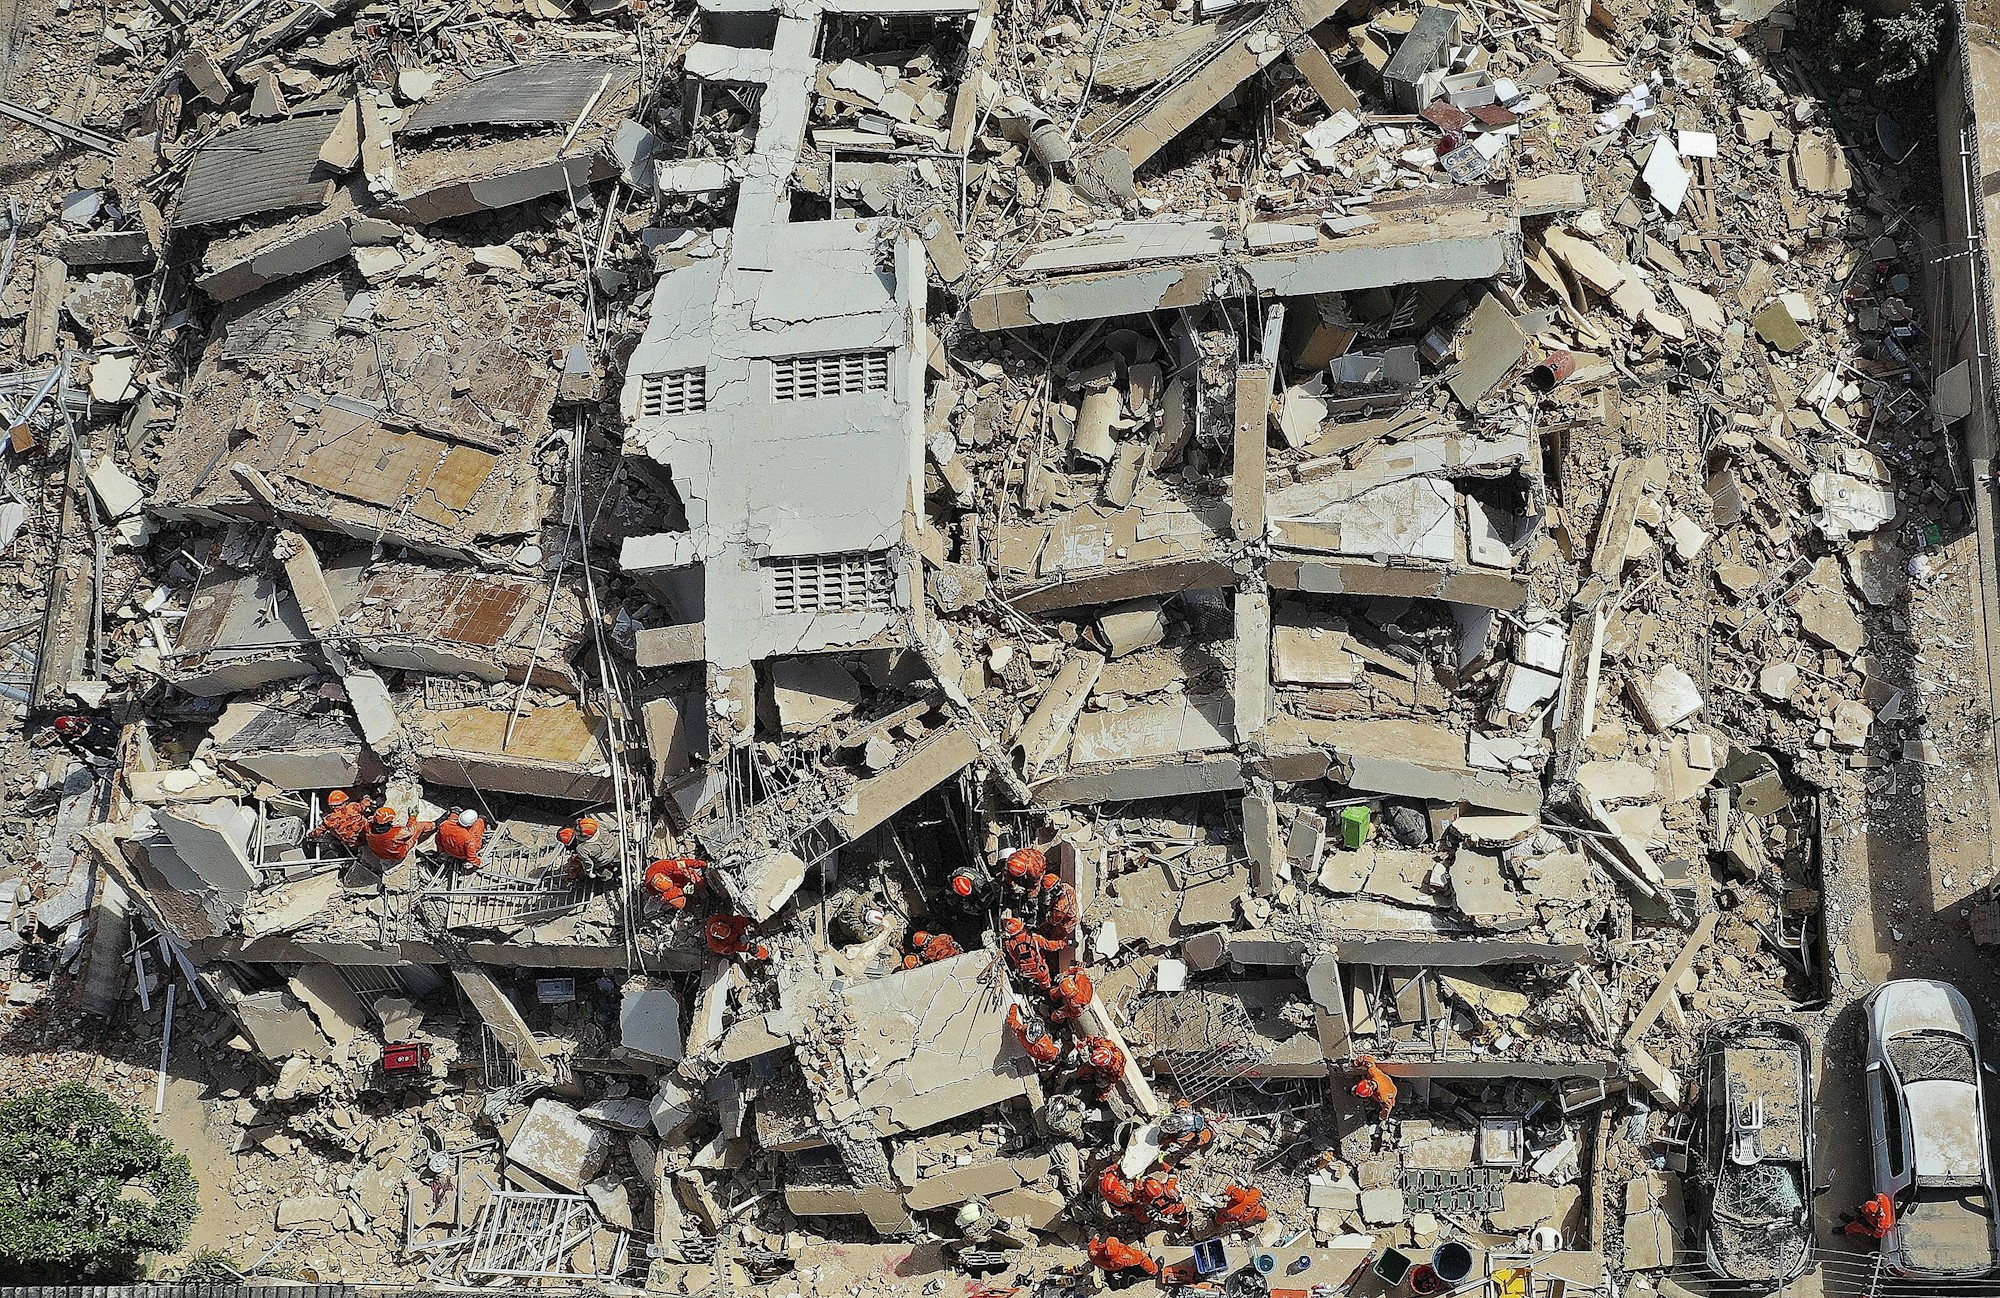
left=457, top=809, right=480, bottom=827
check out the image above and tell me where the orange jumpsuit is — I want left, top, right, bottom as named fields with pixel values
left=707, top=915, right=769, bottom=960
left=308, top=797, right=373, bottom=848
left=1137, top=1174, right=1187, bottom=1229
left=1003, top=847, right=1046, bottom=900
left=1048, top=968, right=1094, bottom=1026
left=645, top=857, right=707, bottom=909
left=1037, top=874, right=1080, bottom=939
left=364, top=812, right=435, bottom=863
left=1845, top=1193, right=1897, bottom=1239
left=1006, top=1005, right=1061, bottom=1064
left=1352, top=1055, right=1398, bottom=1118
left=902, top=931, right=964, bottom=969
left=1088, top=1236, right=1159, bottom=1280
left=435, top=815, right=486, bottom=868
left=1076, top=1036, right=1126, bottom=1096
left=1002, top=919, right=1059, bottom=990
left=1098, top=1166, right=1140, bottom=1216
left=1213, top=1184, right=1267, bottom=1231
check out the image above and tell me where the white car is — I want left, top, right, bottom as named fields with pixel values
left=1863, top=980, right=2000, bottom=1279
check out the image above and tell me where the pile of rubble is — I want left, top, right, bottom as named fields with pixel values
left=0, top=0, right=1976, bottom=1286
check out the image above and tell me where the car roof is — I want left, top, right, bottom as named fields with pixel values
left=1874, top=981, right=1977, bottom=1040
left=1907, top=1079, right=1989, bottom=1187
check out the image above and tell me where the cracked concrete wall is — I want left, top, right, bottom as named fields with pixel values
left=621, top=6, right=933, bottom=672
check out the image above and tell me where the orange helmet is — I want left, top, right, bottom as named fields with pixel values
left=576, top=816, right=600, bottom=838
left=558, top=827, right=576, bottom=846
left=911, top=931, right=932, bottom=948
left=1057, top=969, right=1091, bottom=998
left=327, top=790, right=350, bottom=806
left=1042, top=873, right=1064, bottom=890
left=1006, top=847, right=1046, bottom=878
left=371, top=806, right=397, bottom=826
left=1003, top=916, right=1026, bottom=937
left=951, top=873, right=975, bottom=898
left=1089, top=1041, right=1120, bottom=1070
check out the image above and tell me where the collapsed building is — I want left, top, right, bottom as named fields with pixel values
left=0, top=0, right=1961, bottom=1286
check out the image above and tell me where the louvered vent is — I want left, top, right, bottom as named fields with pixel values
left=766, top=551, right=896, bottom=614
left=772, top=351, right=890, bottom=401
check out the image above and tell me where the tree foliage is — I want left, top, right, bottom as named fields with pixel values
left=1817, top=0, right=1951, bottom=87
left=0, top=1083, right=199, bottom=1281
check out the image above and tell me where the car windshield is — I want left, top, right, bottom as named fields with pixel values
left=1712, top=1161, right=1809, bottom=1281
left=1889, top=1031, right=1977, bottom=1084
left=1715, top=1160, right=1804, bottom=1225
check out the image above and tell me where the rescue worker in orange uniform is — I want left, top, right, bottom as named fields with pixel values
left=941, top=864, right=989, bottom=917
left=1048, top=967, right=1095, bottom=1027
left=1002, top=847, right=1047, bottom=902
left=644, top=857, right=707, bottom=909
left=1075, top=1035, right=1126, bottom=1098
left=435, top=809, right=486, bottom=870
left=1212, top=1183, right=1268, bottom=1232
left=1844, top=1192, right=1897, bottom=1239
left=1160, top=1100, right=1214, bottom=1160
left=307, top=790, right=375, bottom=850
left=559, top=814, right=623, bottom=882
left=1087, top=1236, right=1160, bottom=1287
left=706, top=914, right=770, bottom=961
left=902, top=930, right=964, bottom=969
left=364, top=805, right=436, bottom=863
left=1006, top=1003, right=1062, bottom=1065
left=1351, top=1054, right=1398, bottom=1120
left=1097, top=1166, right=1141, bottom=1218
left=1037, top=872, right=1080, bottom=941
left=1002, top=915, right=1060, bottom=990
left=1136, top=1172, right=1188, bottom=1230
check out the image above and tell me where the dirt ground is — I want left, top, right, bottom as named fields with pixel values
left=1791, top=519, right=2000, bottom=1298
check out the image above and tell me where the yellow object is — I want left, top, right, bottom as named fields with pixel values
left=1492, top=1267, right=1529, bottom=1298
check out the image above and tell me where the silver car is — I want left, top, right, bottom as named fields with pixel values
left=1863, top=979, right=2000, bottom=1278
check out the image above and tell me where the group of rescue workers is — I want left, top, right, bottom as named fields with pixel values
left=310, top=796, right=1418, bottom=1285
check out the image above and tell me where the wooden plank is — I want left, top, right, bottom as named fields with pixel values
left=1616, top=911, right=1718, bottom=1049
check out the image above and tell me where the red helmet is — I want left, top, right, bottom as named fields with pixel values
left=706, top=917, right=735, bottom=943
left=951, top=874, right=975, bottom=898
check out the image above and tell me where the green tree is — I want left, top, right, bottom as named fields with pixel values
left=0, top=1083, right=199, bottom=1281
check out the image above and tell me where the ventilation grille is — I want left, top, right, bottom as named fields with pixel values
left=766, top=551, right=896, bottom=614
left=639, top=368, right=706, bottom=417
left=772, top=351, right=890, bottom=401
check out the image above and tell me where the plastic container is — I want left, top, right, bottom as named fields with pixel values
left=1339, top=804, right=1373, bottom=849
left=1432, top=1239, right=1476, bottom=1285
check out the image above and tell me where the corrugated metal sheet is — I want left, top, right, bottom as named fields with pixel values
left=402, top=60, right=629, bottom=134
left=175, top=111, right=342, bottom=228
